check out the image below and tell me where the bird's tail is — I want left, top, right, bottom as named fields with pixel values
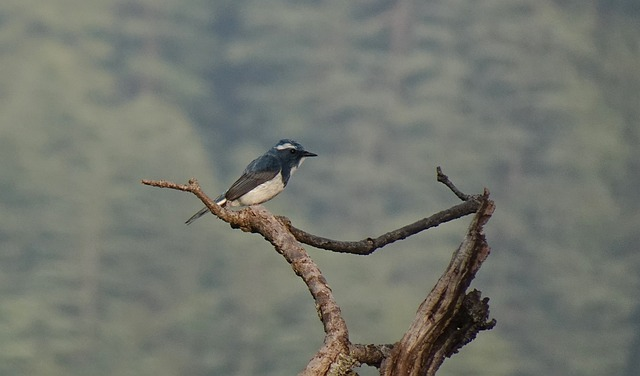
left=185, top=206, right=209, bottom=225
left=184, top=195, right=227, bottom=225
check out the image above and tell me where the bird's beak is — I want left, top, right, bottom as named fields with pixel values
left=302, top=151, right=317, bottom=157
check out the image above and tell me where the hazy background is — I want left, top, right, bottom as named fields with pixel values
left=1, top=0, right=638, bottom=375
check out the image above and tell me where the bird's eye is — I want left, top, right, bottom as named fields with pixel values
left=290, top=149, right=297, bottom=154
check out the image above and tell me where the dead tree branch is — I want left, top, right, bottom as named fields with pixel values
left=381, top=189, right=495, bottom=375
left=142, top=167, right=495, bottom=375
left=141, top=179, right=350, bottom=375
left=279, top=199, right=479, bottom=255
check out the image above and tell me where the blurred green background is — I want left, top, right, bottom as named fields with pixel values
left=1, top=0, right=638, bottom=375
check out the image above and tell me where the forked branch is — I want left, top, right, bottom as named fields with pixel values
left=142, top=167, right=494, bottom=375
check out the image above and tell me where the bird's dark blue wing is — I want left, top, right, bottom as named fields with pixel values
left=224, top=155, right=281, bottom=201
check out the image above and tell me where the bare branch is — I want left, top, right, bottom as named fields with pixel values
left=279, top=167, right=482, bottom=255
left=349, top=343, right=394, bottom=368
left=142, top=178, right=350, bottom=375
left=436, top=166, right=473, bottom=201
left=142, top=178, right=238, bottom=224
left=279, top=199, right=480, bottom=255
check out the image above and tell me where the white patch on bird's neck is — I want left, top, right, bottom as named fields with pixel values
left=290, top=157, right=307, bottom=175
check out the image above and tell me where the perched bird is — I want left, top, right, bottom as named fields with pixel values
left=185, top=139, right=317, bottom=225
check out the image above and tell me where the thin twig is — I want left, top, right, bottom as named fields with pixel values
left=437, top=166, right=473, bottom=201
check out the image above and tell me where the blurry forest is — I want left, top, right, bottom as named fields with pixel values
left=0, top=0, right=639, bottom=375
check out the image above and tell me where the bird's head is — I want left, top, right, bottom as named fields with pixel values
left=273, top=139, right=317, bottom=169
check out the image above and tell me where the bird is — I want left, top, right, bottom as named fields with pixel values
left=185, top=139, right=317, bottom=225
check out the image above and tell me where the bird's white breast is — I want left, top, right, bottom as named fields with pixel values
left=232, top=172, right=285, bottom=206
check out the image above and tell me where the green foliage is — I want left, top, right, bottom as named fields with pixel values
left=0, top=0, right=638, bottom=375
